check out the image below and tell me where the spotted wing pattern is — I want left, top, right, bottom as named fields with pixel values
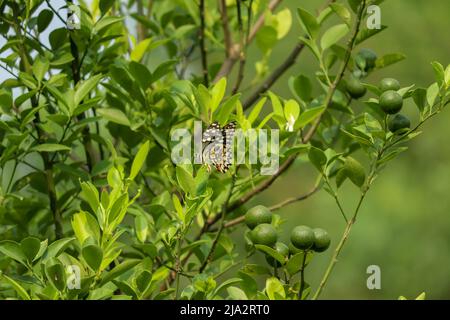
left=202, top=121, right=236, bottom=173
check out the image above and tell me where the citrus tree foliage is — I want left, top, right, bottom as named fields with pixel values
left=0, top=0, right=449, bottom=300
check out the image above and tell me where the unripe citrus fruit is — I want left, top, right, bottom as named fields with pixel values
left=265, top=242, right=289, bottom=267
left=245, top=205, right=272, bottom=230
left=290, top=225, right=314, bottom=250
left=312, top=228, right=331, bottom=252
left=251, top=223, right=277, bottom=247
left=388, top=114, right=410, bottom=133
left=346, top=76, right=367, bottom=99
left=380, top=78, right=400, bottom=92
left=379, top=90, right=403, bottom=114
left=357, top=48, right=377, bottom=70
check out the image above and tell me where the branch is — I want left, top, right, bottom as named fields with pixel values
left=231, top=0, right=246, bottom=94
left=243, top=42, right=305, bottom=110
left=218, top=0, right=232, bottom=58
left=213, top=0, right=283, bottom=82
left=213, top=183, right=321, bottom=231
left=199, top=0, right=209, bottom=86
left=247, top=0, right=282, bottom=43
left=302, top=2, right=365, bottom=143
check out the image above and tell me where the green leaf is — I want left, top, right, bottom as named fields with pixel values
left=286, top=252, right=313, bottom=275
left=344, top=157, right=365, bottom=187
left=99, top=0, right=115, bottom=15
left=445, top=64, right=450, bottom=88
left=82, top=244, right=103, bottom=271
left=94, top=16, right=124, bottom=34
left=74, top=74, right=102, bottom=106
left=289, top=74, right=312, bottom=102
left=308, top=146, right=327, bottom=172
left=296, top=106, right=325, bottom=128
left=412, top=88, right=427, bottom=112
left=100, top=259, right=140, bottom=286
left=32, top=143, right=71, bottom=153
left=131, top=38, right=152, bottom=62
left=256, top=26, right=278, bottom=53
left=431, top=61, right=445, bottom=86
left=375, top=53, right=406, bottom=69
left=129, top=61, right=152, bottom=90
left=321, top=24, right=349, bottom=50
left=284, top=99, right=300, bottom=121
left=215, top=94, right=240, bottom=126
left=176, top=166, right=195, bottom=195
left=1, top=274, right=31, bottom=300
left=135, top=215, right=148, bottom=243
left=45, top=260, right=66, bottom=291
left=415, top=292, right=426, bottom=300
left=49, top=28, right=67, bottom=49
left=265, top=277, right=285, bottom=300
left=0, top=240, right=27, bottom=266
left=37, top=9, right=53, bottom=32
left=255, top=245, right=285, bottom=265
left=72, top=211, right=100, bottom=245
left=20, top=237, right=41, bottom=262
left=43, top=238, right=74, bottom=262
left=248, top=97, right=267, bottom=124
left=297, top=8, right=319, bottom=39
left=210, top=77, right=227, bottom=113
left=275, top=8, right=292, bottom=39
left=32, top=56, right=49, bottom=83
left=426, top=82, right=439, bottom=107
left=355, top=26, right=387, bottom=45
left=130, top=140, right=150, bottom=180
left=80, top=181, right=100, bottom=214
left=227, top=286, right=248, bottom=300
left=330, top=3, right=351, bottom=26
left=97, top=108, right=130, bottom=126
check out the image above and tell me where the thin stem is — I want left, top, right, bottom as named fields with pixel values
left=218, top=0, right=232, bottom=58
left=199, top=0, right=209, bottom=86
left=298, top=251, right=308, bottom=299
left=199, top=174, right=236, bottom=273
left=302, top=0, right=366, bottom=143
left=5, top=161, right=18, bottom=193
left=312, top=192, right=366, bottom=300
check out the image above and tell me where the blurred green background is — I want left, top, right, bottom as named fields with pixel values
left=237, top=0, right=450, bottom=299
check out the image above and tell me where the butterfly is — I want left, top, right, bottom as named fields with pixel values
left=202, top=121, right=237, bottom=173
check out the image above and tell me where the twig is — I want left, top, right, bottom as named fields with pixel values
left=214, top=182, right=321, bottom=231
left=199, top=173, right=237, bottom=272
left=213, top=0, right=283, bottom=82
left=232, top=0, right=254, bottom=94
left=302, top=1, right=365, bottom=143
left=218, top=0, right=232, bottom=58
left=199, top=0, right=209, bottom=86
left=243, top=43, right=305, bottom=110
left=298, top=251, right=308, bottom=299
left=247, top=0, right=282, bottom=43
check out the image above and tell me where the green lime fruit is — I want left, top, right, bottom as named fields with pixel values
left=388, top=114, right=411, bottom=133
left=380, top=78, right=401, bottom=92
left=346, top=76, right=367, bottom=99
left=265, top=242, right=290, bottom=267
left=379, top=90, right=403, bottom=114
left=290, top=225, right=314, bottom=250
left=245, top=205, right=272, bottom=230
left=358, top=48, right=377, bottom=70
left=312, top=228, right=331, bottom=252
left=251, top=223, right=277, bottom=247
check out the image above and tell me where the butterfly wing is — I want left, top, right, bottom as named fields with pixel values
left=202, top=121, right=236, bottom=173
left=217, top=121, right=236, bottom=173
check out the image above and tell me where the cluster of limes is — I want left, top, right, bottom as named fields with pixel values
left=244, top=206, right=331, bottom=267
left=344, top=48, right=410, bottom=134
